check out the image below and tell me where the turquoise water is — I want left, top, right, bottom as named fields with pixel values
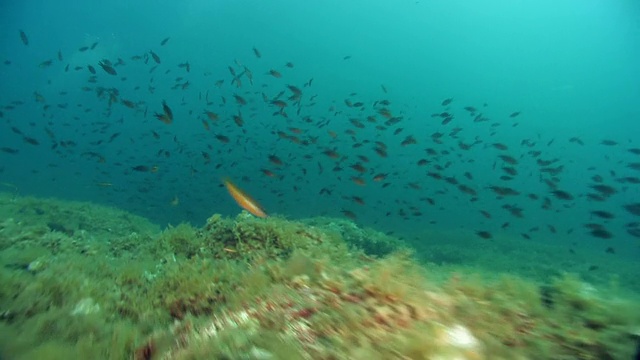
left=1, top=0, right=639, bottom=258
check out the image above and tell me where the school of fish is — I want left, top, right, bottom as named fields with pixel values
left=1, top=30, right=639, bottom=258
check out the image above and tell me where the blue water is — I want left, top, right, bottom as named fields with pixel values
left=1, top=0, right=639, bottom=257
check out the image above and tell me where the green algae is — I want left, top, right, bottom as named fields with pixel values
left=0, top=192, right=638, bottom=359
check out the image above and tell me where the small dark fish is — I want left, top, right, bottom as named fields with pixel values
left=214, top=134, right=230, bottom=143
left=268, top=155, right=283, bottom=166
left=623, top=203, right=640, bottom=216
left=252, top=46, right=261, bottom=58
left=132, top=165, right=150, bottom=172
left=590, top=210, right=614, bottom=219
left=233, top=94, right=247, bottom=105
left=589, top=228, right=613, bottom=239
left=87, top=65, right=96, bottom=74
left=627, top=162, right=640, bottom=171
left=551, top=190, right=574, bottom=201
left=1, top=147, right=19, bottom=154
left=590, top=184, right=617, bottom=196
left=23, top=136, right=39, bottom=145
left=584, top=223, right=605, bottom=230
left=498, top=154, right=518, bottom=165
left=98, top=60, right=117, bottom=75
left=149, top=50, right=161, bottom=64
left=341, top=209, right=357, bottom=220
left=476, top=231, right=492, bottom=239
left=569, top=137, right=584, bottom=145
left=160, top=37, right=170, bottom=46
left=19, top=30, right=29, bottom=45
left=605, top=247, right=615, bottom=254
left=502, top=167, right=518, bottom=176
left=617, top=176, right=640, bottom=184
left=441, top=98, right=453, bottom=106
left=39, top=60, right=53, bottom=68
left=509, top=111, right=521, bottom=118
left=178, top=62, right=190, bottom=72
left=108, top=132, right=121, bottom=143
left=154, top=100, right=173, bottom=124
left=487, top=186, right=519, bottom=196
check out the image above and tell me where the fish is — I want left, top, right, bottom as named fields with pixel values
left=627, top=162, right=640, bottom=171
left=551, top=190, right=574, bottom=201
left=623, top=203, right=640, bottom=216
left=19, top=30, right=29, bottom=45
left=268, top=155, right=283, bottom=166
left=589, top=228, right=613, bottom=239
left=215, top=134, right=230, bottom=143
left=341, top=209, right=357, bottom=220
left=23, top=136, right=40, bottom=145
left=204, top=111, right=219, bottom=121
left=98, top=60, right=117, bottom=75
left=154, top=100, right=173, bottom=124
left=1, top=147, right=19, bottom=154
left=223, top=178, right=267, bottom=218
left=178, top=62, right=190, bottom=72
left=149, top=50, right=161, bottom=64
left=372, top=173, right=387, bottom=181
left=132, top=165, right=150, bottom=172
left=160, top=37, right=170, bottom=46
left=487, top=186, right=520, bottom=196
left=590, top=210, right=614, bottom=219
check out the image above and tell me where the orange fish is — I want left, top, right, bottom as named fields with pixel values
left=223, top=178, right=267, bottom=218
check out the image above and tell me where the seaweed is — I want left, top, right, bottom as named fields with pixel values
left=0, top=194, right=639, bottom=359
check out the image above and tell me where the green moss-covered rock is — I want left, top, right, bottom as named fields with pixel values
left=0, top=193, right=639, bottom=360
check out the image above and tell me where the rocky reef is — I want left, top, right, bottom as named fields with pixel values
left=0, top=193, right=639, bottom=359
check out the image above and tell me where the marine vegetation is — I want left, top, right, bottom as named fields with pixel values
left=0, top=193, right=639, bottom=359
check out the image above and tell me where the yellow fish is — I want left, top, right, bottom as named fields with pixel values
left=223, top=178, right=267, bottom=218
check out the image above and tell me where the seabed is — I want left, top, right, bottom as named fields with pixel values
left=0, top=192, right=639, bottom=359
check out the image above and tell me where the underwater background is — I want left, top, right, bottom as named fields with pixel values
left=1, top=0, right=640, bottom=359
left=2, top=0, right=640, bottom=244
